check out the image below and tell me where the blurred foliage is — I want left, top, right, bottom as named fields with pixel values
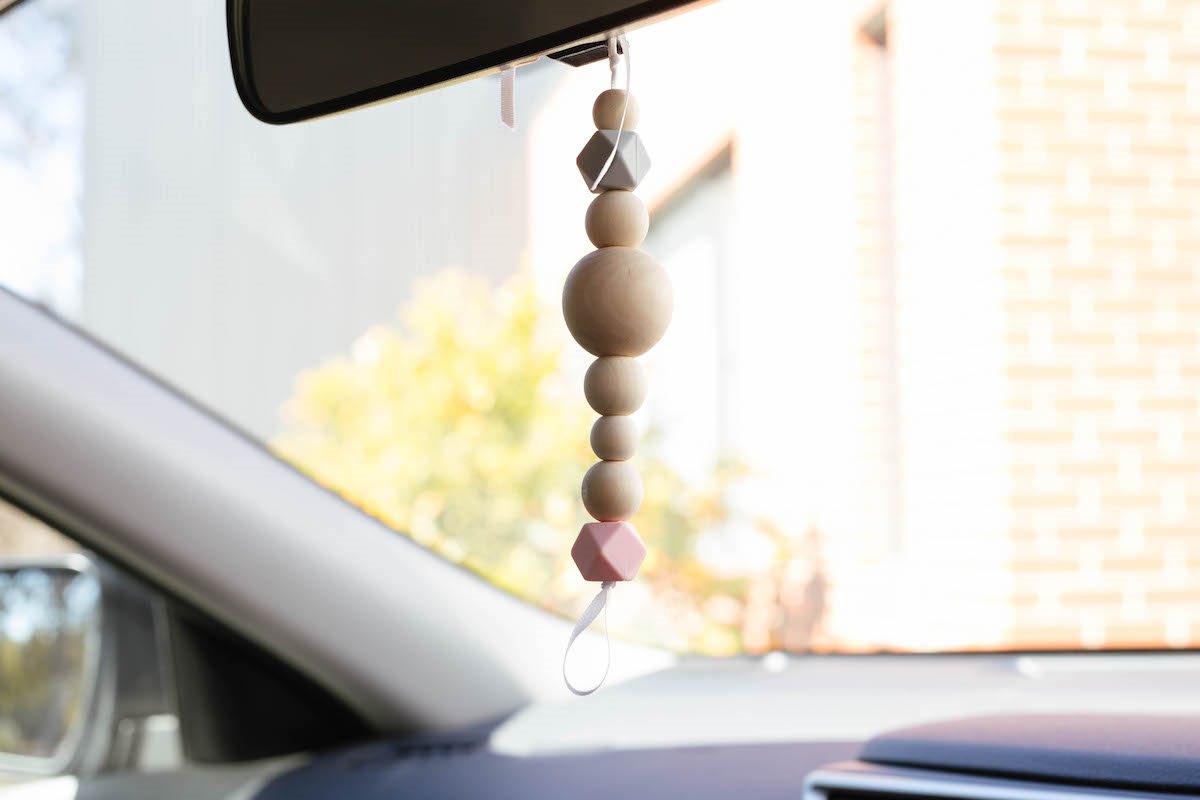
left=275, top=270, right=766, bottom=653
left=0, top=571, right=92, bottom=759
left=0, top=633, right=79, bottom=757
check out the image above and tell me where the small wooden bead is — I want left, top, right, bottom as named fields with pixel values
left=562, top=247, right=673, bottom=357
left=584, top=357, right=646, bottom=415
left=581, top=460, right=644, bottom=521
left=585, top=191, right=648, bottom=248
left=590, top=415, right=639, bottom=461
left=593, top=89, right=640, bottom=131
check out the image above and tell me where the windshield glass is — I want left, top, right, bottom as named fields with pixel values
left=5, top=0, right=1200, bottom=655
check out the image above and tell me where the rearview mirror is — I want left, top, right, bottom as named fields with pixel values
left=227, top=0, right=703, bottom=124
left=0, top=557, right=101, bottom=773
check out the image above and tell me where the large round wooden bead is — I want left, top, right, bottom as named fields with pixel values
left=590, top=415, right=638, bottom=461
left=562, top=247, right=673, bottom=357
left=585, top=190, right=648, bottom=248
left=581, top=460, right=643, bottom=521
left=593, top=89, right=640, bottom=131
left=584, top=356, right=646, bottom=415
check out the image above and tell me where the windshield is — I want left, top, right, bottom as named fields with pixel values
left=4, top=0, right=1199, bottom=656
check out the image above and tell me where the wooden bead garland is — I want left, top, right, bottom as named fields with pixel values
left=566, top=87, right=672, bottom=590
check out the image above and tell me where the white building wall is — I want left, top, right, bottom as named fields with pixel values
left=80, top=0, right=551, bottom=438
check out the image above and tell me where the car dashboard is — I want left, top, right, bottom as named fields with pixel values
left=810, top=715, right=1200, bottom=800
left=248, top=654, right=1200, bottom=800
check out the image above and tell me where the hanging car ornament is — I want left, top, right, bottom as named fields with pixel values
left=562, top=35, right=673, bottom=696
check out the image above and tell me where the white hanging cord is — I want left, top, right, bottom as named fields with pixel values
left=588, top=34, right=632, bottom=192
left=562, top=580, right=615, bottom=696
left=607, top=34, right=623, bottom=89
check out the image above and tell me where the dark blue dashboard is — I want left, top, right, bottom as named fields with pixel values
left=256, top=733, right=857, bottom=800
left=861, top=714, right=1200, bottom=794
left=255, top=713, right=1200, bottom=800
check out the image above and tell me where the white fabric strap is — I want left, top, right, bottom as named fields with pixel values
left=562, top=580, right=616, bottom=696
left=500, top=67, right=516, bottom=128
left=588, top=34, right=632, bottom=192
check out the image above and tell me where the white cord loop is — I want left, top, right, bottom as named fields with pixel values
left=588, top=34, right=632, bottom=192
left=562, top=580, right=615, bottom=696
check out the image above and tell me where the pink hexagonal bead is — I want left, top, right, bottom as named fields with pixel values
left=571, top=521, right=647, bottom=581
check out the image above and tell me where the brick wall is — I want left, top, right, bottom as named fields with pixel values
left=830, top=0, right=1200, bottom=652
left=996, top=0, right=1200, bottom=648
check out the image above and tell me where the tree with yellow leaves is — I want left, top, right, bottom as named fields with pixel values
left=275, top=269, right=816, bottom=655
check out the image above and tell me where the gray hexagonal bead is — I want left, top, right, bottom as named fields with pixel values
left=576, top=130, right=651, bottom=193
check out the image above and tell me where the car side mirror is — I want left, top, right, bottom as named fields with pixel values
left=0, top=556, right=101, bottom=774
left=0, top=552, right=183, bottom=781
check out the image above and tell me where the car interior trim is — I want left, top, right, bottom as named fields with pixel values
left=0, top=289, right=670, bottom=733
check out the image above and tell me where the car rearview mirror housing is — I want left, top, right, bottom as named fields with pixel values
left=226, top=0, right=706, bottom=124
